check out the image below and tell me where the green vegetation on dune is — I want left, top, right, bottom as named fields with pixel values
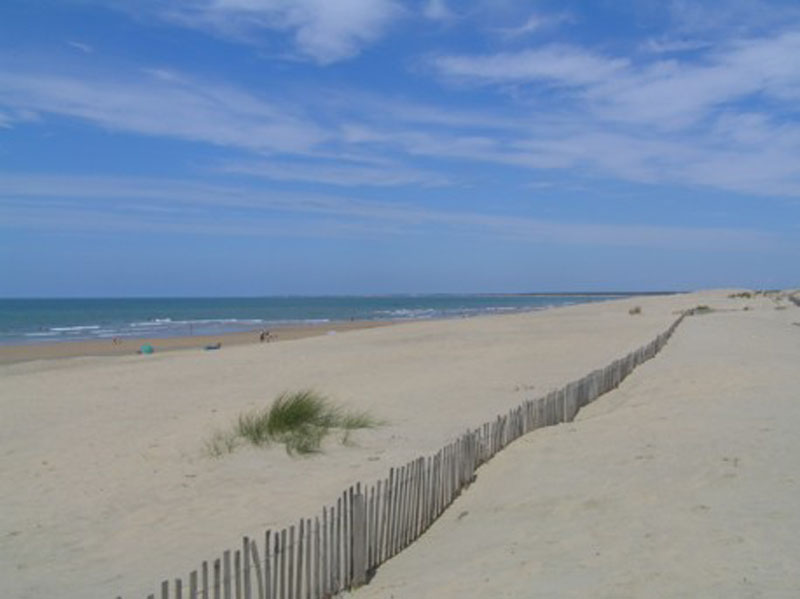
left=207, top=390, right=380, bottom=457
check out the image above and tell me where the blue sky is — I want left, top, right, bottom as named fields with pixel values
left=1, top=0, right=798, bottom=296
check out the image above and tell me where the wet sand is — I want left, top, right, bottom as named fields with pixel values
left=0, top=320, right=393, bottom=365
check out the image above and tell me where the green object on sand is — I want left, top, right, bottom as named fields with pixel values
left=139, top=343, right=154, bottom=354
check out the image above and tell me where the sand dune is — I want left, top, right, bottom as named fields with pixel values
left=0, top=291, right=784, bottom=598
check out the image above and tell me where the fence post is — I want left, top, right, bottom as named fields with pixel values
left=352, top=493, right=368, bottom=586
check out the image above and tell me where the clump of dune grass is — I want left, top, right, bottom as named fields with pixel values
left=236, top=410, right=272, bottom=446
left=628, top=306, right=642, bottom=315
left=693, top=305, right=713, bottom=314
left=218, top=390, right=379, bottom=456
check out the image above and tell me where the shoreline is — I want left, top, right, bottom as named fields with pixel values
left=0, top=294, right=643, bottom=363
left=0, top=319, right=395, bottom=365
left=0, top=297, right=635, bottom=365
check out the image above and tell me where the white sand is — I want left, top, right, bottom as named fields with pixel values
left=349, top=296, right=800, bottom=598
left=0, top=291, right=784, bottom=598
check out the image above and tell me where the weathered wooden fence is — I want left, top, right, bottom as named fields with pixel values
left=127, top=313, right=687, bottom=599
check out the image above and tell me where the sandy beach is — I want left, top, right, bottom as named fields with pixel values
left=1, top=290, right=796, bottom=598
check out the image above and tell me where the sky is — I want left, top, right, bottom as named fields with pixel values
left=1, top=0, right=799, bottom=296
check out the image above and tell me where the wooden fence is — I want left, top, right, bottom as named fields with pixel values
left=126, top=313, right=687, bottom=599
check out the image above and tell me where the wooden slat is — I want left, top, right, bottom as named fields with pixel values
left=334, top=498, right=341, bottom=592
left=314, top=517, right=321, bottom=599
left=321, top=508, right=328, bottom=597
left=421, top=457, right=430, bottom=532
left=415, top=457, right=424, bottom=538
left=366, top=484, right=374, bottom=568
left=401, top=461, right=412, bottom=547
left=272, top=531, right=280, bottom=599
left=234, top=550, right=241, bottom=599
left=223, top=550, right=232, bottom=599
left=250, top=539, right=263, bottom=599
left=189, top=571, right=198, bottom=599
left=162, top=579, right=169, bottom=599
left=329, top=504, right=336, bottom=593
left=351, top=493, right=367, bottom=586
left=344, top=488, right=351, bottom=588
left=383, top=468, right=399, bottom=561
left=287, top=525, right=295, bottom=599
left=295, top=520, right=304, bottom=599
left=305, top=519, right=311, bottom=599
left=395, top=465, right=406, bottom=553
left=265, top=530, right=273, bottom=599
left=416, top=457, right=425, bottom=537
left=279, top=529, right=287, bottom=599
left=382, top=470, right=393, bottom=560
left=240, top=539, right=248, bottom=599
left=397, top=465, right=408, bottom=550
left=213, top=559, right=221, bottom=599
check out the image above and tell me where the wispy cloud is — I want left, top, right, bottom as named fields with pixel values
left=640, top=37, right=711, bottom=54
left=432, top=45, right=629, bottom=87
left=590, top=32, right=800, bottom=129
left=492, top=11, right=574, bottom=39
left=121, top=0, right=404, bottom=64
left=664, top=0, right=800, bottom=37
left=219, top=160, right=453, bottom=187
left=422, top=0, right=456, bottom=22
left=0, top=64, right=325, bottom=153
left=0, top=173, right=776, bottom=249
left=67, top=40, right=94, bottom=54
left=422, top=30, right=800, bottom=196
left=431, top=32, right=800, bottom=127
left=4, top=26, right=800, bottom=200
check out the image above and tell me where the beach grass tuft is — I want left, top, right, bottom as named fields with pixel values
left=628, top=306, right=642, bottom=315
left=236, top=410, right=272, bottom=446
left=214, top=390, right=379, bottom=456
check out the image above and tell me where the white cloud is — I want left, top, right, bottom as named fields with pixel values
left=665, top=0, right=800, bottom=37
left=431, top=32, right=800, bottom=128
left=432, top=45, right=629, bottom=87
left=591, top=32, right=800, bottom=129
left=418, top=30, right=800, bottom=196
left=493, top=12, right=574, bottom=38
left=154, top=0, right=404, bottom=64
left=423, top=0, right=455, bottom=22
left=219, top=160, right=453, bottom=187
left=67, top=40, right=94, bottom=54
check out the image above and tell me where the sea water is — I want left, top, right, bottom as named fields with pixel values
left=0, top=295, right=631, bottom=345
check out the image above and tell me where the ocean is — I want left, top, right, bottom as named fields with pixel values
left=0, top=295, right=632, bottom=345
